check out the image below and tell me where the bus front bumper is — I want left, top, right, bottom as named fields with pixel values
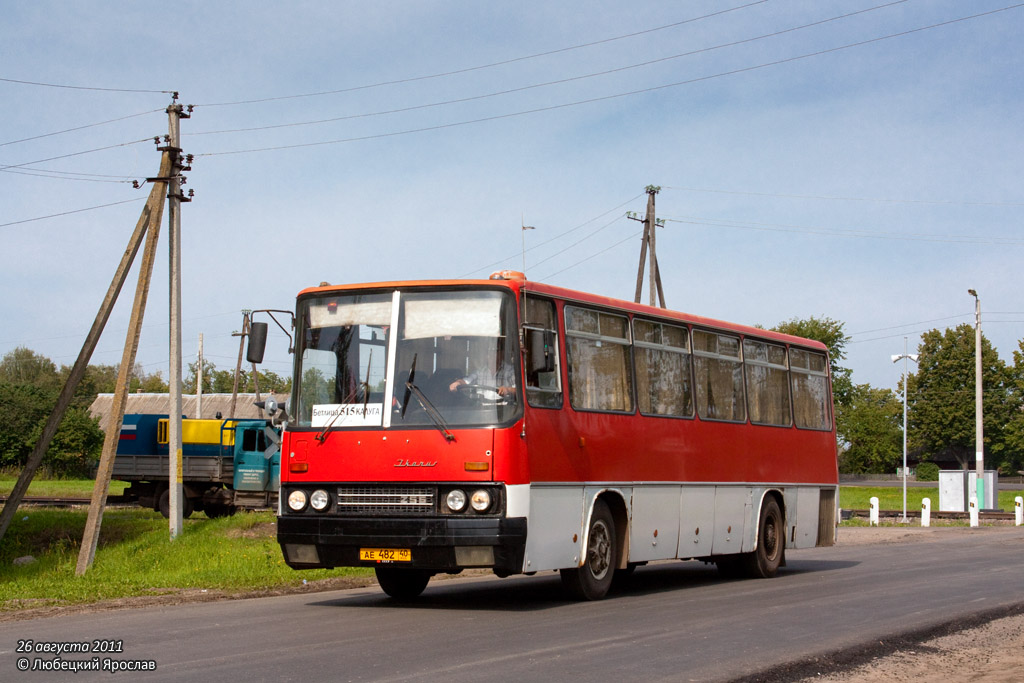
left=277, top=515, right=528, bottom=575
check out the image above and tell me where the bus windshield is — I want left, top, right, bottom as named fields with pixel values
left=294, top=288, right=521, bottom=431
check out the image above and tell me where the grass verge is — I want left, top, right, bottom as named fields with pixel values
left=0, top=475, right=127, bottom=498
left=0, top=508, right=371, bottom=613
left=838, top=486, right=1024, bottom=511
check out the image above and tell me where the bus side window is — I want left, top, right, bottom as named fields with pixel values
left=693, top=329, right=746, bottom=422
left=565, top=306, right=634, bottom=413
left=791, top=348, right=831, bottom=430
left=524, top=297, right=563, bottom=409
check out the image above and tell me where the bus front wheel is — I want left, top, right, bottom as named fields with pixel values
left=375, top=567, right=431, bottom=600
left=561, top=499, right=616, bottom=600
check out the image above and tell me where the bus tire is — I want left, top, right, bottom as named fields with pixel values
left=560, top=499, right=616, bottom=600
left=745, top=497, right=783, bottom=578
left=375, top=567, right=431, bottom=600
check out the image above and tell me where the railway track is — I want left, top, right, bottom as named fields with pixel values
left=843, top=508, right=1018, bottom=522
left=0, top=495, right=133, bottom=508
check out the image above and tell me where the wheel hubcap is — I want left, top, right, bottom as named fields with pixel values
left=588, top=520, right=612, bottom=580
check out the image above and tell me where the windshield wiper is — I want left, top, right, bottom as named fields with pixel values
left=404, top=382, right=455, bottom=442
left=399, top=354, right=454, bottom=442
left=400, top=355, right=417, bottom=418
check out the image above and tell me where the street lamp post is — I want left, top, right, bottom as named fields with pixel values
left=892, top=337, right=918, bottom=523
left=521, top=219, right=535, bottom=274
left=968, top=288, right=984, bottom=511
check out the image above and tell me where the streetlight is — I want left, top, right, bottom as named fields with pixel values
left=968, top=288, right=985, bottom=512
left=521, top=218, right=535, bottom=273
left=892, top=337, right=918, bottom=523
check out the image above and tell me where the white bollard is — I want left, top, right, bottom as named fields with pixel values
left=921, top=498, right=931, bottom=527
left=1015, top=497, right=1023, bottom=527
left=969, top=495, right=979, bottom=527
left=869, top=496, right=879, bottom=526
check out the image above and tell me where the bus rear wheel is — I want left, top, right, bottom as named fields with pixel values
left=375, top=567, right=431, bottom=600
left=744, top=497, right=784, bottom=578
left=561, top=499, right=616, bottom=600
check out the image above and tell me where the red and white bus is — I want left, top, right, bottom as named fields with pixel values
left=258, top=271, right=838, bottom=600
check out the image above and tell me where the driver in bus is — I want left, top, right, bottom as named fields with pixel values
left=449, top=339, right=516, bottom=397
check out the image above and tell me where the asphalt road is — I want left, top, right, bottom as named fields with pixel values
left=3, top=527, right=1023, bottom=682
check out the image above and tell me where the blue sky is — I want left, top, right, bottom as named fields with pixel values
left=2, top=0, right=1022, bottom=393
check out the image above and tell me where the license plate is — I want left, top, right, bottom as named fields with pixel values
left=360, top=547, right=411, bottom=563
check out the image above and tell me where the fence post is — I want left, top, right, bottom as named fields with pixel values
left=869, top=497, right=879, bottom=526
left=1015, top=496, right=1022, bottom=527
left=921, top=498, right=931, bottom=527
left=969, top=495, right=979, bottom=527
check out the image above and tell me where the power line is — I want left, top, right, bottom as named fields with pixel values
left=0, top=75, right=173, bottom=95
left=529, top=214, right=629, bottom=271
left=663, top=215, right=1024, bottom=245
left=852, top=315, right=970, bottom=336
left=664, top=185, right=1024, bottom=208
left=0, top=137, right=156, bottom=171
left=459, top=194, right=643, bottom=278
left=538, top=230, right=643, bottom=281
left=189, top=1, right=910, bottom=138
left=194, top=1, right=768, bottom=107
left=194, top=4, right=1024, bottom=159
left=0, top=108, right=164, bottom=147
left=0, top=198, right=144, bottom=229
left=0, top=167, right=137, bottom=183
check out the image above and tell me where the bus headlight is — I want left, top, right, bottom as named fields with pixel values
left=446, top=489, right=467, bottom=512
left=287, top=490, right=308, bottom=512
left=310, top=489, right=331, bottom=512
left=470, top=489, right=492, bottom=512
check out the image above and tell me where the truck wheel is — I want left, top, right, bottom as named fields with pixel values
left=375, top=567, right=431, bottom=600
left=560, top=498, right=616, bottom=600
left=157, top=489, right=194, bottom=519
left=205, top=504, right=237, bottom=518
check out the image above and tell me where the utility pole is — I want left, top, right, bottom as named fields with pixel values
left=968, top=288, right=985, bottom=513
left=196, top=332, right=204, bottom=419
left=231, top=311, right=252, bottom=420
left=166, top=99, right=192, bottom=540
left=0, top=145, right=172, bottom=546
left=630, top=185, right=666, bottom=308
left=76, top=150, right=172, bottom=575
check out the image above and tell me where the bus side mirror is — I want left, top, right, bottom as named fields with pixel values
left=247, top=322, right=268, bottom=364
left=526, top=328, right=555, bottom=374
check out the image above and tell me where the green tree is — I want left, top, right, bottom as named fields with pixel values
left=0, top=381, right=103, bottom=476
left=907, top=325, right=1012, bottom=471
left=999, top=338, right=1024, bottom=475
left=210, top=368, right=239, bottom=393
left=184, top=358, right=218, bottom=394
left=137, top=370, right=169, bottom=393
left=255, top=369, right=292, bottom=394
left=34, top=407, right=104, bottom=477
left=770, top=316, right=852, bottom=408
left=836, top=383, right=902, bottom=473
left=0, top=346, right=60, bottom=391
left=0, top=382, right=53, bottom=470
